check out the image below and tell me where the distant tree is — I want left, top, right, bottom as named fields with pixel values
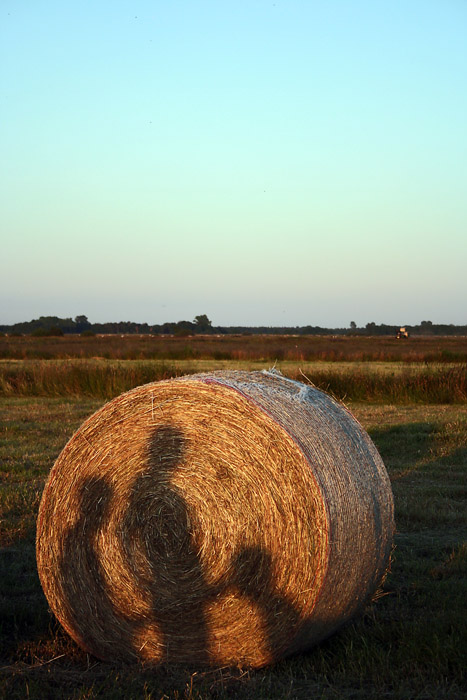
left=74, top=315, right=91, bottom=332
left=174, top=322, right=192, bottom=337
left=193, top=314, right=212, bottom=333
left=366, top=322, right=376, bottom=332
left=350, top=321, right=357, bottom=330
left=170, top=320, right=195, bottom=337
left=420, top=320, right=434, bottom=335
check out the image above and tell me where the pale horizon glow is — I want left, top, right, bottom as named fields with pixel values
left=2, top=1, right=466, bottom=327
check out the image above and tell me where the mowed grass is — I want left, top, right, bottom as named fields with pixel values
left=0, top=395, right=466, bottom=699
left=1, top=359, right=466, bottom=403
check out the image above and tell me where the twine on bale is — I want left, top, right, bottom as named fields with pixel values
left=36, top=370, right=394, bottom=668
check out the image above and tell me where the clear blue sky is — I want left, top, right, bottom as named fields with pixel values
left=2, top=0, right=466, bottom=327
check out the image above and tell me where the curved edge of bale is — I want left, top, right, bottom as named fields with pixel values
left=182, top=370, right=395, bottom=653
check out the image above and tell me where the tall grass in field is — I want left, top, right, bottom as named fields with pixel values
left=0, top=360, right=466, bottom=403
left=0, top=361, right=182, bottom=400
left=289, top=364, right=467, bottom=403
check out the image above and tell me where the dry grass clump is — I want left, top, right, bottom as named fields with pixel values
left=36, top=370, right=394, bottom=668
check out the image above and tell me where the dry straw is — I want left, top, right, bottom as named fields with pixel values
left=36, top=370, right=394, bottom=667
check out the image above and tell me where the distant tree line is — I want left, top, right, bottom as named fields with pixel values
left=1, top=315, right=467, bottom=337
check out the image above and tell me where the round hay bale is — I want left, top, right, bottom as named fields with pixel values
left=36, top=370, right=394, bottom=668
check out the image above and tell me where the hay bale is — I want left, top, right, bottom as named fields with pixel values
left=36, top=370, right=394, bottom=667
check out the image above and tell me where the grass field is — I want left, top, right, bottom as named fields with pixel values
left=1, top=359, right=466, bottom=404
left=1, top=338, right=466, bottom=698
left=2, top=333, right=467, bottom=363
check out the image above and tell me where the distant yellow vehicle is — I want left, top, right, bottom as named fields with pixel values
left=396, top=327, right=409, bottom=339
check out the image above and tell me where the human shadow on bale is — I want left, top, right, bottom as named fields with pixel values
left=58, top=475, right=139, bottom=660
left=121, top=425, right=213, bottom=664
left=230, top=545, right=303, bottom=664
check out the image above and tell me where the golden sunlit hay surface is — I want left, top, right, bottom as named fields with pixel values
left=36, top=370, right=394, bottom=667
